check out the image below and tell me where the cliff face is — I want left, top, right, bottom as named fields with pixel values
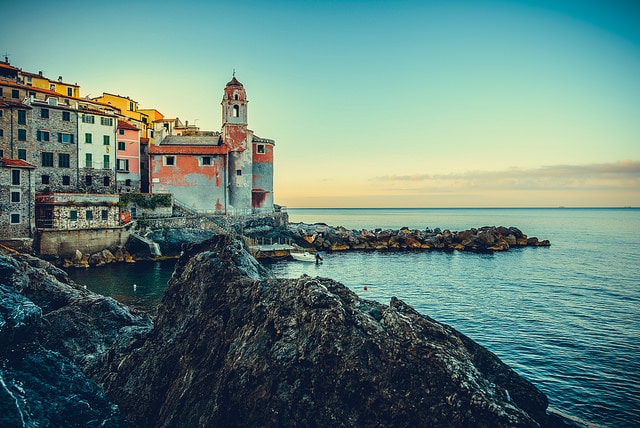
left=103, top=234, right=550, bottom=427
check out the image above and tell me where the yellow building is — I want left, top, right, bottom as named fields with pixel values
left=92, top=93, right=150, bottom=138
left=139, top=108, right=164, bottom=143
left=19, top=70, right=80, bottom=98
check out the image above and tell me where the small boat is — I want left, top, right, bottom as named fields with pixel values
left=290, top=251, right=318, bottom=262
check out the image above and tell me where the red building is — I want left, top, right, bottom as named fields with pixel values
left=149, top=77, right=275, bottom=214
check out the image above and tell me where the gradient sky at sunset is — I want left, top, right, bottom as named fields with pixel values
left=2, top=0, right=639, bottom=207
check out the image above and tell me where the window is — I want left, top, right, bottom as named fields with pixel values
left=82, top=114, right=95, bottom=124
left=86, top=210, right=93, bottom=220
left=100, top=117, right=113, bottom=126
left=117, top=159, right=129, bottom=171
left=256, top=144, right=265, bottom=154
left=103, top=155, right=110, bottom=169
left=12, top=89, right=19, bottom=99
left=42, top=152, right=54, bottom=167
left=10, top=213, right=20, bottom=224
left=41, top=108, right=49, bottom=119
left=0, top=129, right=3, bottom=138
left=125, top=179, right=132, bottom=186
left=103, top=176, right=110, bottom=186
left=37, top=130, right=50, bottom=142
left=118, top=141, right=126, bottom=150
left=70, top=210, right=78, bottom=221
left=58, top=153, right=70, bottom=168
left=18, top=110, right=26, bottom=125
left=62, top=175, right=70, bottom=185
left=0, top=110, right=3, bottom=117
left=11, top=170, right=20, bottom=185
left=85, top=133, right=92, bottom=144
left=165, top=156, right=175, bottom=166
left=129, top=101, right=134, bottom=111
left=67, top=88, right=73, bottom=97
left=11, top=191, right=20, bottom=203
left=233, top=105, right=239, bottom=117
left=0, top=149, right=3, bottom=157
left=85, top=153, right=93, bottom=168
left=62, top=111, right=70, bottom=121
left=234, top=94, right=239, bottom=100
left=58, top=133, right=74, bottom=143
left=103, top=135, right=110, bottom=145
left=101, top=210, right=108, bottom=221
left=50, top=83, right=56, bottom=91
left=18, top=149, right=26, bottom=160
left=236, top=169, right=242, bottom=176
left=85, top=175, right=93, bottom=186
left=18, top=129, right=26, bottom=141
left=42, top=175, right=50, bottom=184
left=201, top=156, right=212, bottom=166
left=119, top=129, right=124, bottom=135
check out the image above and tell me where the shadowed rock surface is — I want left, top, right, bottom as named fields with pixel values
left=0, top=252, right=145, bottom=427
left=102, top=234, right=556, bottom=427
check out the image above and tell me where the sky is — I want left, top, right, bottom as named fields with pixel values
left=1, top=0, right=639, bottom=207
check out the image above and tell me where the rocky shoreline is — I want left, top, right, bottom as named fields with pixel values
left=56, top=220, right=550, bottom=269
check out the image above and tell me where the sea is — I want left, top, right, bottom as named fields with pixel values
left=66, top=208, right=640, bottom=428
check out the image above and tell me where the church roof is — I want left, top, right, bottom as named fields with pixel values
left=226, top=77, right=243, bottom=88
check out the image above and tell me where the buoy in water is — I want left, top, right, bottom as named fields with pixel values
left=363, top=285, right=368, bottom=291
left=133, top=283, right=137, bottom=290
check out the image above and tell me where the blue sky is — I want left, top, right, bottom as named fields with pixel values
left=2, top=0, right=639, bottom=207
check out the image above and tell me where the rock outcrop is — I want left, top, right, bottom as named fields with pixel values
left=1, top=251, right=151, bottom=426
left=102, top=234, right=555, bottom=427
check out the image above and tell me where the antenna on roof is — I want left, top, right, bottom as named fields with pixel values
left=3, top=53, right=9, bottom=64
left=233, top=68, right=236, bottom=78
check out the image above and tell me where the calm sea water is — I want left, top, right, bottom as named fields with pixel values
left=66, top=208, right=640, bottom=427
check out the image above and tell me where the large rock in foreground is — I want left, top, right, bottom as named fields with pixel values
left=0, top=252, right=146, bottom=427
left=104, top=234, right=553, bottom=427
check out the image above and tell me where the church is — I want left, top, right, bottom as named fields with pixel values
left=148, top=77, right=275, bottom=214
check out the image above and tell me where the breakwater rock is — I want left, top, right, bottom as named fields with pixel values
left=289, top=223, right=550, bottom=252
left=101, top=233, right=558, bottom=427
left=0, top=249, right=152, bottom=426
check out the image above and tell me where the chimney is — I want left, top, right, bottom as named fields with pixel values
left=38, top=71, right=43, bottom=76
left=58, top=76, right=63, bottom=82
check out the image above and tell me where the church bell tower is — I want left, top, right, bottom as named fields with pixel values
left=222, top=75, right=252, bottom=212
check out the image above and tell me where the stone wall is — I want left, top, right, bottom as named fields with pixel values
left=38, top=227, right=130, bottom=258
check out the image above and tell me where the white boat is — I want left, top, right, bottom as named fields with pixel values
left=290, top=251, right=319, bottom=262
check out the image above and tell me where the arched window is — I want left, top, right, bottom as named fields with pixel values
left=232, top=105, right=239, bottom=118
left=234, top=94, right=239, bottom=100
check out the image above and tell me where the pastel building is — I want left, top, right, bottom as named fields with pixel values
left=77, top=103, right=119, bottom=194
left=149, top=77, right=275, bottom=214
left=116, top=119, right=141, bottom=192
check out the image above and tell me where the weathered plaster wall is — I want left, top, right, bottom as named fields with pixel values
left=252, top=141, right=274, bottom=212
left=151, top=153, right=227, bottom=213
